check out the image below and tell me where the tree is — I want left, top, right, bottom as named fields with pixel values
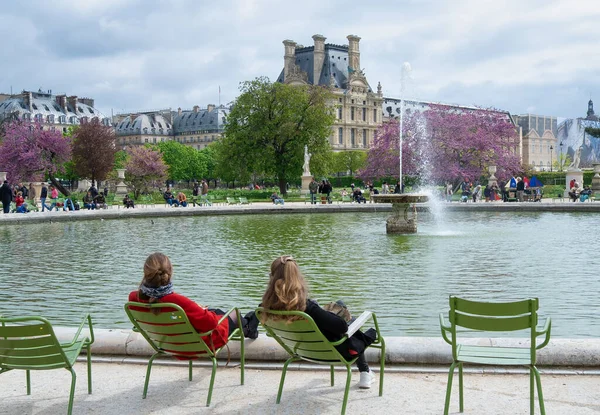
left=156, top=141, right=207, bottom=183
left=220, top=77, right=335, bottom=194
left=332, top=150, right=367, bottom=176
left=71, top=120, right=117, bottom=186
left=124, top=146, right=168, bottom=197
left=0, top=121, right=71, bottom=194
left=360, top=106, right=521, bottom=184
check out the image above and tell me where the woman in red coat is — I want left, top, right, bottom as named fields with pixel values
left=128, top=252, right=235, bottom=351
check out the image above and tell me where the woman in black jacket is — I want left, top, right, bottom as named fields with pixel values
left=261, top=255, right=377, bottom=389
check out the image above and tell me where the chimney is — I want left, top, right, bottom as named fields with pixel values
left=177, top=107, right=182, bottom=116
left=312, top=34, right=326, bottom=85
left=68, top=96, right=78, bottom=112
left=78, top=97, right=95, bottom=108
left=283, top=39, right=297, bottom=79
left=207, top=104, right=215, bottom=112
left=23, top=91, right=33, bottom=112
left=56, top=95, right=68, bottom=113
left=193, top=105, right=200, bottom=113
left=347, top=35, right=361, bottom=71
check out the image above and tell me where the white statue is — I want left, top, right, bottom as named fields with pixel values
left=303, top=145, right=311, bottom=175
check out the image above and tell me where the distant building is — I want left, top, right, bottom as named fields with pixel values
left=514, top=114, right=558, bottom=171
left=557, top=99, right=600, bottom=168
left=0, top=89, right=110, bottom=133
left=113, top=104, right=230, bottom=150
left=277, top=34, right=384, bottom=151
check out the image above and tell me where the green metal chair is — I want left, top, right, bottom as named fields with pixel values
left=26, top=199, right=39, bottom=212
left=439, top=296, right=551, bottom=415
left=124, top=302, right=245, bottom=407
left=0, top=314, right=94, bottom=415
left=255, top=308, right=385, bottom=415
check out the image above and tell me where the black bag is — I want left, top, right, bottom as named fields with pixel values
left=242, top=311, right=259, bottom=339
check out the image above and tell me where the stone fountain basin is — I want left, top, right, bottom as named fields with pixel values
left=371, top=194, right=429, bottom=204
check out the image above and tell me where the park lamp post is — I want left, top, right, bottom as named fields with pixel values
left=550, top=145, right=553, bottom=172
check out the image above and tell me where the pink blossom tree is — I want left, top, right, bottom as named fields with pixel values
left=124, top=146, right=168, bottom=197
left=0, top=121, right=72, bottom=193
left=360, top=105, right=521, bottom=185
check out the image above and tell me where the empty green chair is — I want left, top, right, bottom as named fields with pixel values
left=124, top=302, right=245, bottom=407
left=439, top=296, right=551, bottom=415
left=0, top=314, right=94, bottom=415
left=256, top=308, right=385, bottom=415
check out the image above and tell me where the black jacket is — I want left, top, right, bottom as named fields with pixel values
left=41, top=186, right=48, bottom=198
left=0, top=183, right=13, bottom=203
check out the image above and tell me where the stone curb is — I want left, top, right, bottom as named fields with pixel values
left=54, top=327, right=600, bottom=367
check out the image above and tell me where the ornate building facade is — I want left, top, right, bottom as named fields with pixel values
left=514, top=114, right=557, bottom=171
left=0, top=89, right=110, bottom=132
left=557, top=99, right=600, bottom=168
left=113, top=104, right=230, bottom=150
left=277, top=34, right=384, bottom=151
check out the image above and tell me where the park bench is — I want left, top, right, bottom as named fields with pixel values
left=226, top=197, right=238, bottom=205
left=238, top=197, right=251, bottom=205
left=26, top=199, right=39, bottom=212
left=341, top=195, right=352, bottom=203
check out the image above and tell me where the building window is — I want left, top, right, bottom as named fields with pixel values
left=351, top=128, right=355, bottom=145
left=351, top=107, right=355, bottom=121
left=362, top=107, right=366, bottom=122
left=338, top=127, right=343, bottom=144
left=145, top=138, right=149, bottom=143
left=373, top=109, right=377, bottom=123
left=338, top=107, right=342, bottom=119
left=363, top=129, right=367, bottom=146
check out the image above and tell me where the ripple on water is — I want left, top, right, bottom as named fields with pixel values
left=1, top=211, right=599, bottom=338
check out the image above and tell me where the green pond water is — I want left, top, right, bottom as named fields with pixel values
left=1, top=211, right=598, bottom=338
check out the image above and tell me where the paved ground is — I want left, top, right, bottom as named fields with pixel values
left=1, top=361, right=599, bottom=414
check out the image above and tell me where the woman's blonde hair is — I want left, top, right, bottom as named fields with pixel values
left=138, top=252, right=173, bottom=305
left=261, top=255, right=308, bottom=321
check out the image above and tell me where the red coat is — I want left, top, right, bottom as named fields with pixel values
left=15, top=196, right=24, bottom=207
left=128, top=291, right=230, bottom=351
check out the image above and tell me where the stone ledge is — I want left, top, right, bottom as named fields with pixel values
left=53, top=327, right=600, bottom=367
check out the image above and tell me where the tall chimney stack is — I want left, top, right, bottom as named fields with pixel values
left=283, top=39, right=297, bottom=80
left=347, top=35, right=361, bottom=71
left=312, top=34, right=326, bottom=85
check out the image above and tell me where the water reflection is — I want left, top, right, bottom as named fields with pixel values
left=1, top=211, right=599, bottom=338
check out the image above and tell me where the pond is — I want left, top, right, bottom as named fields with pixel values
left=1, top=211, right=598, bottom=338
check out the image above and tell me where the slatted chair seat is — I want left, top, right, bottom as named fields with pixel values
left=124, top=302, right=245, bottom=407
left=0, top=315, right=94, bottom=415
left=440, top=296, right=551, bottom=415
left=256, top=308, right=385, bottom=415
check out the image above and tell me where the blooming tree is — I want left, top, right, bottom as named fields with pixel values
left=124, top=146, right=168, bottom=197
left=71, top=119, right=117, bottom=186
left=360, top=105, right=521, bottom=184
left=0, top=121, right=71, bottom=191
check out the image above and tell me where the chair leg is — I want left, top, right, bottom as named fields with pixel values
left=277, top=356, right=297, bottom=404
left=142, top=353, right=160, bottom=399
left=341, top=364, right=352, bottom=415
left=379, top=341, right=385, bottom=396
left=189, top=360, right=193, bottom=381
left=530, top=367, right=534, bottom=414
left=331, top=365, right=335, bottom=386
left=26, top=370, right=31, bottom=395
left=87, top=344, right=92, bottom=394
left=533, top=366, right=546, bottom=415
left=458, top=362, right=464, bottom=412
left=444, top=362, right=458, bottom=415
left=206, top=357, right=218, bottom=407
left=67, top=367, right=77, bottom=415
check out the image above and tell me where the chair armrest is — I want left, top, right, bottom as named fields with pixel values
left=347, top=311, right=373, bottom=338
left=439, top=313, right=452, bottom=345
left=61, top=314, right=94, bottom=347
left=535, top=317, right=552, bottom=350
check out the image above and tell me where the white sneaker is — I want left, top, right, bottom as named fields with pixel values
left=358, top=370, right=375, bottom=389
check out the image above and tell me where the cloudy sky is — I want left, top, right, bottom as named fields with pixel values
left=1, top=0, right=598, bottom=119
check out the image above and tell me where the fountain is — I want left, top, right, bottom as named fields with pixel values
left=372, top=62, right=429, bottom=234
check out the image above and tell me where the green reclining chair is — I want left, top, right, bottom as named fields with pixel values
left=124, top=302, right=245, bottom=407
left=0, top=314, right=94, bottom=415
left=256, top=308, right=385, bottom=415
left=440, top=296, right=551, bottom=415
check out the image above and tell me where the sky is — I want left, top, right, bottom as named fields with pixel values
left=1, top=0, right=599, bottom=120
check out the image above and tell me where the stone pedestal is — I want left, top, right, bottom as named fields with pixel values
left=488, top=166, right=498, bottom=187
left=0, top=172, right=6, bottom=182
left=592, top=164, right=600, bottom=193
left=564, top=169, right=584, bottom=197
left=372, top=194, right=429, bottom=234
left=30, top=182, right=43, bottom=204
left=301, top=175, right=312, bottom=195
left=115, top=169, right=128, bottom=197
